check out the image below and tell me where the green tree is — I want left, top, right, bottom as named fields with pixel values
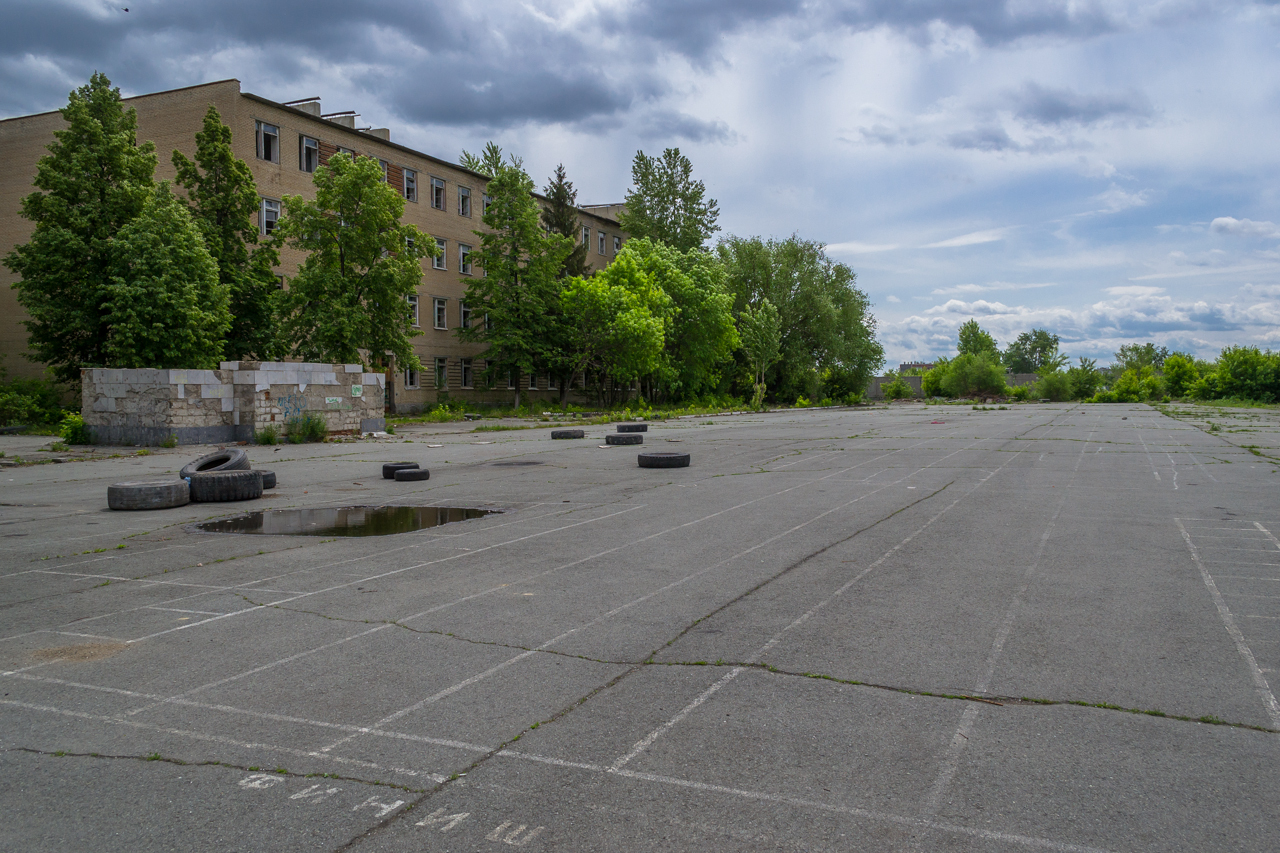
left=618, top=148, right=720, bottom=252
left=1067, top=357, right=1103, bottom=400
left=957, top=320, right=1000, bottom=359
left=1113, top=342, right=1170, bottom=374
left=541, top=164, right=590, bottom=279
left=622, top=239, right=739, bottom=401
left=102, top=183, right=230, bottom=368
left=173, top=105, right=280, bottom=361
left=459, top=141, right=521, bottom=177
left=717, top=235, right=883, bottom=403
left=939, top=353, right=1007, bottom=398
left=559, top=255, right=666, bottom=405
left=274, top=153, right=429, bottom=368
left=4, top=72, right=157, bottom=383
left=1161, top=353, right=1198, bottom=398
left=1003, top=328, right=1060, bottom=373
left=458, top=162, right=572, bottom=407
left=738, top=299, right=781, bottom=409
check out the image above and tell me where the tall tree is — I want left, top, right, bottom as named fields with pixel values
left=618, top=148, right=720, bottom=252
left=1113, top=342, right=1171, bottom=373
left=717, top=235, right=883, bottom=403
left=4, top=72, right=157, bottom=383
left=173, top=105, right=280, bottom=361
left=957, top=319, right=1000, bottom=358
left=274, top=153, right=429, bottom=369
left=1003, top=328, right=1060, bottom=373
left=459, top=141, right=521, bottom=177
left=541, top=164, right=590, bottom=278
left=457, top=162, right=572, bottom=407
left=102, top=183, right=230, bottom=369
left=738, top=299, right=782, bottom=409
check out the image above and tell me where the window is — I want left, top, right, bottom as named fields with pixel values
left=528, top=373, right=538, bottom=391
left=260, top=198, right=280, bottom=235
left=461, top=358, right=474, bottom=389
left=614, top=235, right=622, bottom=254
left=403, top=168, right=417, bottom=202
left=459, top=301, right=471, bottom=328
left=483, top=193, right=493, bottom=213
left=407, top=294, right=419, bottom=327
left=581, top=226, right=590, bottom=246
left=548, top=374, right=558, bottom=391
left=598, top=231, right=606, bottom=255
left=433, top=238, right=446, bottom=270
left=256, top=121, right=279, bottom=162
left=433, top=298, right=447, bottom=330
left=379, top=159, right=389, bottom=181
left=434, top=357, right=448, bottom=389
left=431, top=177, right=445, bottom=210
left=404, top=368, right=420, bottom=390
left=336, top=146, right=355, bottom=157
left=458, top=186, right=471, bottom=217
left=300, top=136, right=319, bottom=172
left=508, top=369, right=516, bottom=390
left=485, top=313, right=493, bottom=331
left=459, top=244, right=472, bottom=275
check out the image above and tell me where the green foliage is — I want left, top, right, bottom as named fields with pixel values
left=459, top=141, right=520, bottom=177
left=881, top=378, right=914, bottom=400
left=285, top=414, right=327, bottom=443
left=254, top=424, right=280, bottom=445
left=1212, top=346, right=1279, bottom=402
left=103, top=183, right=231, bottom=368
left=59, top=412, right=90, bottom=444
left=173, top=105, right=280, bottom=360
left=1161, top=353, right=1198, bottom=398
left=559, top=254, right=666, bottom=404
left=160, top=433, right=178, bottom=448
left=739, top=298, right=782, bottom=392
left=458, top=160, right=571, bottom=406
left=541, top=164, right=590, bottom=278
left=1113, top=342, right=1171, bottom=374
left=957, top=320, right=1000, bottom=359
left=0, top=366, right=66, bottom=427
left=1067, top=357, right=1103, bottom=400
left=717, top=235, right=883, bottom=404
left=939, top=353, right=1007, bottom=398
left=4, top=72, right=158, bottom=383
left=921, top=358, right=948, bottom=397
left=275, top=153, right=428, bottom=370
left=618, top=148, right=720, bottom=252
left=1003, top=328, right=1060, bottom=373
left=1094, top=366, right=1164, bottom=403
left=1035, top=371, right=1072, bottom=402
left=819, top=366, right=867, bottom=404
left=1008, top=383, right=1036, bottom=402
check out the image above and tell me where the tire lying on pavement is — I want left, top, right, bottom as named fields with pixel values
left=638, top=451, right=690, bottom=469
left=259, top=470, right=277, bottom=490
left=180, top=448, right=250, bottom=479
left=605, top=433, right=643, bottom=445
left=394, top=468, right=430, bottom=481
left=189, top=469, right=263, bottom=502
left=551, top=429, right=584, bottom=439
left=617, top=423, right=648, bottom=433
left=382, top=462, right=419, bottom=479
left=108, top=480, right=190, bottom=511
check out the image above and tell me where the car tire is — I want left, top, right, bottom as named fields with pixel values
left=606, top=433, right=643, bottom=445
left=189, top=469, right=264, bottom=502
left=638, top=451, right=690, bottom=468
left=394, top=468, right=430, bottom=481
left=551, top=429, right=584, bottom=439
left=259, top=470, right=277, bottom=490
left=383, top=462, right=419, bottom=479
left=617, top=423, right=648, bottom=433
left=108, top=480, right=190, bottom=511
left=180, top=448, right=250, bottom=479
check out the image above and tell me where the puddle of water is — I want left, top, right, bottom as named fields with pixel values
left=493, top=460, right=543, bottom=467
left=196, top=505, right=497, bottom=536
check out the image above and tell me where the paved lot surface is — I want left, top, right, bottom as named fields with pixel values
left=2, top=402, right=1278, bottom=852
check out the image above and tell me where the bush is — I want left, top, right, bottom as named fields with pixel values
left=285, top=414, right=328, bottom=443
left=881, top=378, right=914, bottom=400
left=255, top=424, right=280, bottom=445
left=1008, top=383, right=1036, bottom=402
left=939, top=353, right=1007, bottom=398
left=1035, top=371, right=1072, bottom=402
left=1161, top=353, right=1197, bottom=398
left=59, top=412, right=91, bottom=444
left=921, top=360, right=947, bottom=397
left=0, top=373, right=66, bottom=427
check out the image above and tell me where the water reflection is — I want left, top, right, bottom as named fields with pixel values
left=196, top=505, right=496, bottom=536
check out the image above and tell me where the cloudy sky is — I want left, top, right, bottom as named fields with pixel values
left=4, top=0, right=1279, bottom=365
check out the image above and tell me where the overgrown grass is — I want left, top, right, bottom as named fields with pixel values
left=285, top=414, right=328, bottom=443
left=254, top=424, right=280, bottom=445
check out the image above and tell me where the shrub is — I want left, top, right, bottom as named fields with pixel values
left=881, top=378, right=914, bottom=400
left=1008, top=383, right=1036, bottom=402
left=59, top=412, right=91, bottom=444
left=255, top=424, right=280, bottom=445
left=285, top=414, right=327, bottom=443
left=1035, top=371, right=1072, bottom=402
left=0, top=373, right=66, bottom=427
left=160, top=433, right=178, bottom=448
left=921, top=359, right=947, bottom=397
left=939, top=353, right=1006, bottom=398
left=1161, top=353, right=1197, bottom=398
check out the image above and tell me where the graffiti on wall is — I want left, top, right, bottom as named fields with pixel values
left=277, top=394, right=308, bottom=419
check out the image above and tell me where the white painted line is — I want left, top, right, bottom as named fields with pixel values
left=1253, top=521, right=1280, bottom=552
left=1176, top=518, right=1280, bottom=729
left=609, top=668, right=745, bottom=772
left=920, top=704, right=980, bottom=817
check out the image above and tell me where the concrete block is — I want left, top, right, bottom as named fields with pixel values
left=220, top=361, right=241, bottom=370
left=344, top=364, right=362, bottom=373
left=221, top=397, right=234, bottom=412
left=92, top=397, right=116, bottom=413
left=233, top=371, right=259, bottom=385
left=200, top=384, right=231, bottom=399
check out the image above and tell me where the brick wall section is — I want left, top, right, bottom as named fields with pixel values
left=82, top=361, right=385, bottom=446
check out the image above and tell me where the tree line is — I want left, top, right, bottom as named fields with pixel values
left=4, top=73, right=886, bottom=412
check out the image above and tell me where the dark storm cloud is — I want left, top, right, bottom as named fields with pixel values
left=1010, top=83, right=1153, bottom=127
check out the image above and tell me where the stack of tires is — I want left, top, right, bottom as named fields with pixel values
left=107, top=448, right=277, bottom=511
left=605, top=423, right=646, bottom=446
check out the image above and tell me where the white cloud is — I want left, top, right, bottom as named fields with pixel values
left=827, top=241, right=901, bottom=254
left=1105, top=285, right=1164, bottom=296
left=931, top=281, right=1057, bottom=295
left=1129, top=262, right=1279, bottom=281
left=886, top=294, right=902, bottom=303
left=1210, top=217, right=1280, bottom=238
left=923, top=228, right=1011, bottom=249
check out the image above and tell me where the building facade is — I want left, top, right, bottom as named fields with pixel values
left=0, top=79, right=628, bottom=411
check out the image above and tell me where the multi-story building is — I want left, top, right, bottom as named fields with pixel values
left=0, top=79, right=627, bottom=411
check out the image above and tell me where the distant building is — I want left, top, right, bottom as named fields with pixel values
left=898, top=361, right=934, bottom=373
left=0, top=79, right=627, bottom=410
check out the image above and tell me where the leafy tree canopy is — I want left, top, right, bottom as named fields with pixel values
left=957, top=319, right=1000, bottom=359
left=541, top=164, right=590, bottom=279
left=1113, top=342, right=1171, bottom=373
left=4, top=72, right=157, bottom=383
left=173, top=105, right=280, bottom=361
left=1003, top=328, right=1061, bottom=373
left=459, top=141, right=522, bottom=177
left=103, top=183, right=230, bottom=369
left=618, top=148, right=720, bottom=252
left=739, top=299, right=782, bottom=408
left=274, top=153, right=429, bottom=369
left=717, top=235, right=883, bottom=402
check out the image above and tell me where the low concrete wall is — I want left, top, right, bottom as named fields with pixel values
left=866, top=372, right=1041, bottom=400
left=82, top=361, right=386, bottom=446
